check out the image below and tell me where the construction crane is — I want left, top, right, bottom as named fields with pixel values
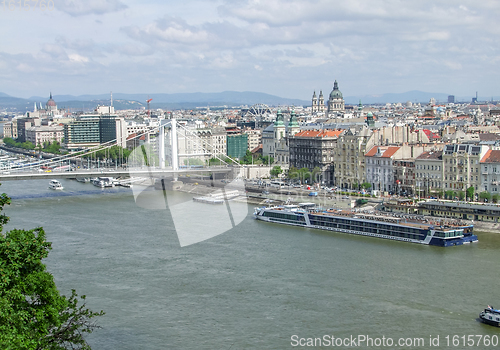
left=146, top=98, right=153, bottom=117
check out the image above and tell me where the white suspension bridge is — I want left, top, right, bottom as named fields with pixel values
left=0, top=119, right=244, bottom=182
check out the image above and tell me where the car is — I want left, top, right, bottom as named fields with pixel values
left=342, top=195, right=349, bottom=199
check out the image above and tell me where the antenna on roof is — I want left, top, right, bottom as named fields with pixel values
left=110, top=91, right=113, bottom=107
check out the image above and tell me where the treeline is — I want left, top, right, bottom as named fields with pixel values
left=3, top=137, right=63, bottom=154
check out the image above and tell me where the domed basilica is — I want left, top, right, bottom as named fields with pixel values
left=312, top=80, right=345, bottom=117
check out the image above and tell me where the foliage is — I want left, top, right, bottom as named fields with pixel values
left=361, top=182, right=372, bottom=190
left=0, top=188, right=104, bottom=349
left=445, top=190, right=455, bottom=200
left=183, top=158, right=204, bottom=166
left=288, top=167, right=313, bottom=184
left=83, top=145, right=131, bottom=163
left=240, top=150, right=255, bottom=165
left=42, top=141, right=62, bottom=154
left=466, top=186, right=475, bottom=201
left=208, top=156, right=233, bottom=166
left=479, top=191, right=492, bottom=202
left=492, top=194, right=500, bottom=204
left=260, top=155, right=274, bottom=165
left=457, top=191, right=465, bottom=201
left=3, top=138, right=35, bottom=151
left=270, top=165, right=283, bottom=178
left=311, top=167, right=322, bottom=183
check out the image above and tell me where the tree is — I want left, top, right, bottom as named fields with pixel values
left=457, top=190, right=465, bottom=201
left=311, top=166, right=322, bottom=184
left=466, top=186, right=475, bottom=201
left=445, top=190, right=455, bottom=200
left=479, top=191, right=491, bottom=203
left=0, top=189, right=104, bottom=349
left=240, top=150, right=254, bottom=165
left=492, top=194, right=500, bottom=204
left=361, top=182, right=372, bottom=190
left=260, top=155, right=274, bottom=165
left=270, top=165, right=283, bottom=178
left=288, top=166, right=299, bottom=181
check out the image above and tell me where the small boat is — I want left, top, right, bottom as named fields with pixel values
left=479, top=306, right=500, bottom=327
left=49, top=180, right=63, bottom=190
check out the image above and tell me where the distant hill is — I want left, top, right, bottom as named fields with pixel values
left=26, top=91, right=309, bottom=110
left=344, top=90, right=454, bottom=105
left=1, top=90, right=489, bottom=112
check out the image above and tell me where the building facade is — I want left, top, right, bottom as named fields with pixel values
left=415, top=151, right=443, bottom=197
left=25, top=125, right=64, bottom=146
left=333, top=127, right=372, bottom=189
left=289, top=129, right=342, bottom=185
left=479, top=149, right=500, bottom=194
left=327, top=80, right=345, bottom=117
left=442, top=144, right=487, bottom=193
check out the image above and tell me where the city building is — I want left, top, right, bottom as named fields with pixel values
left=442, top=144, right=488, bottom=193
left=16, top=117, right=41, bottom=142
left=243, top=128, right=261, bottom=152
left=289, top=129, right=342, bottom=185
left=327, top=80, right=345, bottom=118
left=415, top=151, right=443, bottom=197
left=311, top=91, right=325, bottom=113
left=25, top=125, right=64, bottom=146
left=227, top=133, right=248, bottom=159
left=393, top=159, right=416, bottom=196
left=365, top=145, right=427, bottom=193
left=479, top=149, right=500, bottom=194
left=63, top=114, right=127, bottom=150
left=333, top=126, right=372, bottom=189
left=365, top=146, right=401, bottom=193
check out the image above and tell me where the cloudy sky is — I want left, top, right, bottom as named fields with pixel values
left=1, top=0, right=499, bottom=100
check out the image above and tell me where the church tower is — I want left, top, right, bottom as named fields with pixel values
left=288, top=109, right=300, bottom=137
left=274, top=109, right=285, bottom=144
left=312, top=91, right=318, bottom=113
left=318, top=90, right=325, bottom=112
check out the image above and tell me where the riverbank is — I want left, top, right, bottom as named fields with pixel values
left=173, top=180, right=499, bottom=233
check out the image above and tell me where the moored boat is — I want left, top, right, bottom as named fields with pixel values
left=479, top=306, right=500, bottom=327
left=49, top=179, right=63, bottom=190
left=254, top=205, right=478, bottom=247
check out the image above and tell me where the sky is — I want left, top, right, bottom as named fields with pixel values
left=1, top=0, right=500, bottom=100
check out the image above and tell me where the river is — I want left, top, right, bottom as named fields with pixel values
left=3, top=178, right=500, bottom=349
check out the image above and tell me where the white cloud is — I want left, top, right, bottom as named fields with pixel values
left=68, top=54, right=90, bottom=63
left=3, top=0, right=500, bottom=98
left=57, top=0, right=127, bottom=17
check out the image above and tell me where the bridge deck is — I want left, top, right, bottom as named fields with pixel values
left=0, top=167, right=233, bottom=181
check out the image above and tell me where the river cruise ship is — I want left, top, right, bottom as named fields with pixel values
left=253, top=205, right=477, bottom=247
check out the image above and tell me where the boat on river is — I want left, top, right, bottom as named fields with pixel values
left=254, top=205, right=478, bottom=247
left=49, top=179, right=63, bottom=190
left=479, top=306, right=500, bottom=327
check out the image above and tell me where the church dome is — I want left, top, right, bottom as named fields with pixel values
left=329, top=80, right=343, bottom=99
left=46, top=92, right=56, bottom=109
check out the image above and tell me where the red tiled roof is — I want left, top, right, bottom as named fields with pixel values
left=423, top=129, right=440, bottom=140
left=381, top=146, right=400, bottom=158
left=251, top=144, right=262, bottom=153
left=294, top=129, right=342, bottom=138
left=416, top=151, right=442, bottom=160
left=365, top=146, right=378, bottom=157
left=480, top=149, right=500, bottom=163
